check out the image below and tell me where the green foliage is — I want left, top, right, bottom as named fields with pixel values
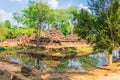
left=0, top=47, right=6, bottom=51
left=22, top=2, right=51, bottom=28
left=0, top=26, right=9, bottom=41
left=52, top=8, right=74, bottom=35
left=77, top=55, right=99, bottom=70
left=0, top=46, right=24, bottom=52
left=73, top=0, right=120, bottom=53
left=53, top=60, right=69, bottom=72
left=13, top=12, right=23, bottom=25
left=13, top=4, right=78, bottom=37
left=61, top=23, right=71, bottom=36
left=10, top=27, right=35, bottom=38
left=14, top=1, right=53, bottom=47
left=73, top=9, right=96, bottom=41
left=0, top=24, right=35, bottom=40
left=4, top=20, right=11, bottom=28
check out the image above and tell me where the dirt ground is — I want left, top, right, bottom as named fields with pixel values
left=64, top=60, right=120, bottom=80
left=1, top=58, right=120, bottom=80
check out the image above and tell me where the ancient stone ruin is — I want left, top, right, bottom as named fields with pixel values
left=1, top=27, right=90, bottom=47
left=29, top=27, right=89, bottom=47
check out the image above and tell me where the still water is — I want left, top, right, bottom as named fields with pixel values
left=0, top=50, right=119, bottom=72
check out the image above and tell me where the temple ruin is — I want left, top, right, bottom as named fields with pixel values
left=1, top=27, right=90, bottom=48
left=29, top=27, right=90, bottom=47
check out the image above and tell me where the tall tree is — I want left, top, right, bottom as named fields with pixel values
left=13, top=12, right=23, bottom=26
left=51, top=8, right=75, bottom=36
left=4, top=20, right=11, bottom=39
left=73, top=0, right=120, bottom=64
left=15, top=0, right=51, bottom=48
left=0, top=26, right=9, bottom=41
left=4, top=20, right=11, bottom=28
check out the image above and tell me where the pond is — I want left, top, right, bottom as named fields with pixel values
left=0, top=50, right=119, bottom=72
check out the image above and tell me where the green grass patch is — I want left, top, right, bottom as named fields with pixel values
left=0, top=47, right=7, bottom=51
left=0, top=46, right=29, bottom=52
left=76, top=47, right=93, bottom=53
left=59, top=47, right=93, bottom=55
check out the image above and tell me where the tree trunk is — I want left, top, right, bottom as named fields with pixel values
left=108, top=53, right=113, bottom=65
left=8, top=31, right=10, bottom=39
left=36, top=22, right=41, bottom=48
left=36, top=27, right=40, bottom=48
left=119, top=50, right=120, bottom=59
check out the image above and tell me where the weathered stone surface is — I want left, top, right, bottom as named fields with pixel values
left=12, top=75, right=29, bottom=80
left=0, top=61, right=41, bottom=80
left=0, top=70, right=4, bottom=75
left=12, top=76, right=20, bottom=80
left=2, top=70, right=11, bottom=80
left=21, top=66, right=32, bottom=74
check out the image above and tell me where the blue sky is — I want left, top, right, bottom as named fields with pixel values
left=57, top=0, right=88, bottom=9
left=0, top=0, right=28, bottom=13
left=0, top=0, right=88, bottom=25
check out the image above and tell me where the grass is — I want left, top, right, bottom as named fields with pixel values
left=0, top=47, right=6, bottom=51
left=60, top=47, right=93, bottom=54
left=76, top=47, right=93, bottom=53
left=50, top=47, right=93, bottom=57
left=0, top=46, right=28, bottom=52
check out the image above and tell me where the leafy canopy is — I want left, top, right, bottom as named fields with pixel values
left=73, top=0, right=120, bottom=53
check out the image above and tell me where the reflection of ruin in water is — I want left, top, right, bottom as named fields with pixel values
left=0, top=50, right=120, bottom=72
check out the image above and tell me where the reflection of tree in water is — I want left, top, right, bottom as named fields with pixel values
left=53, top=60, right=69, bottom=72
left=0, top=52, right=100, bottom=72
left=77, top=55, right=99, bottom=70
left=68, top=59, right=83, bottom=70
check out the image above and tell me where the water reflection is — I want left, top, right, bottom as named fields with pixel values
left=0, top=50, right=119, bottom=72
left=68, top=60, right=85, bottom=72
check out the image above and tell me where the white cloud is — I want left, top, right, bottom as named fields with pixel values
left=10, top=0, right=23, bottom=2
left=0, top=9, right=19, bottom=26
left=0, top=9, right=13, bottom=22
left=79, top=4, right=91, bottom=12
left=47, top=0, right=58, bottom=9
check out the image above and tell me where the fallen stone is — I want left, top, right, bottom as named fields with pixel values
left=2, top=70, right=12, bottom=80
left=21, top=66, right=32, bottom=75
left=12, top=75, right=29, bottom=80
left=12, top=76, right=20, bottom=80
left=12, top=75, right=27, bottom=80
left=0, top=70, right=4, bottom=75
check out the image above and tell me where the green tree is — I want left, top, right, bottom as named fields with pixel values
left=4, top=20, right=11, bottom=39
left=0, top=26, right=9, bottom=41
left=61, top=23, right=71, bottom=36
left=13, top=12, right=23, bottom=26
left=51, top=8, right=74, bottom=35
left=73, top=9, right=96, bottom=42
left=73, top=0, right=120, bottom=64
left=4, top=20, right=11, bottom=28
left=14, top=0, right=51, bottom=48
